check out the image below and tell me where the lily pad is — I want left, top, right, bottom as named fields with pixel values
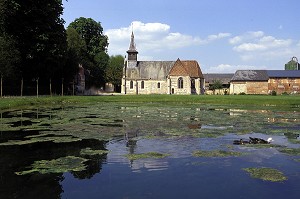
left=15, top=156, right=88, bottom=175
left=243, top=167, right=287, bottom=182
left=125, top=152, right=170, bottom=160
left=192, top=150, right=243, bottom=157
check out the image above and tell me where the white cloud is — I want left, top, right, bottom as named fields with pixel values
left=207, top=33, right=231, bottom=41
left=234, top=43, right=267, bottom=52
left=229, top=31, right=264, bottom=45
left=105, top=21, right=231, bottom=57
left=229, top=31, right=295, bottom=63
left=207, top=64, right=266, bottom=73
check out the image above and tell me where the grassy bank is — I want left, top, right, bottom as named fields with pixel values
left=1, top=94, right=300, bottom=110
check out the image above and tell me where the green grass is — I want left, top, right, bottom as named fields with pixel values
left=1, top=95, right=300, bottom=110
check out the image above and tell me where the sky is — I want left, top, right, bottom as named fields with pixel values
left=62, top=0, right=300, bottom=73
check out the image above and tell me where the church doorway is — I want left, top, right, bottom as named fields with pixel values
left=191, top=79, right=196, bottom=94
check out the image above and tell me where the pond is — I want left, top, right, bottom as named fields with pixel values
left=0, top=103, right=300, bottom=199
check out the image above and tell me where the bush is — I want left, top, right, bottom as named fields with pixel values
left=271, top=90, right=277, bottom=96
left=282, top=92, right=289, bottom=95
left=239, top=92, right=246, bottom=95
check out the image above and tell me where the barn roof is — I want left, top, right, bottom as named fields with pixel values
left=231, top=70, right=300, bottom=81
left=231, top=70, right=269, bottom=81
left=267, top=70, right=300, bottom=78
left=204, top=73, right=234, bottom=84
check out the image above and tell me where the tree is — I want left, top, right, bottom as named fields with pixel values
left=210, top=79, right=223, bottom=95
left=106, top=55, right=124, bottom=91
left=0, top=35, right=20, bottom=96
left=68, top=17, right=109, bottom=88
left=66, top=27, right=87, bottom=62
left=1, top=0, right=68, bottom=93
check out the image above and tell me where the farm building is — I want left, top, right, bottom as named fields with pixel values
left=230, top=70, right=300, bottom=94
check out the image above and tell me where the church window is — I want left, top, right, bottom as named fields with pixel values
left=178, top=77, right=183, bottom=89
left=141, top=81, right=144, bottom=89
left=130, top=81, right=133, bottom=89
left=157, top=82, right=161, bottom=89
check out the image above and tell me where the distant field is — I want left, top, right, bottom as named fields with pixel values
left=0, top=94, right=300, bottom=110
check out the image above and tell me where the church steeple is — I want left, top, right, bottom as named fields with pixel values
left=127, top=31, right=138, bottom=61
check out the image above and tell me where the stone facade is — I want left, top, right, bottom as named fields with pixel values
left=268, top=77, right=300, bottom=94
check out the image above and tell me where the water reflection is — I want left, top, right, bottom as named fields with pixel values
left=1, top=104, right=300, bottom=198
left=0, top=138, right=108, bottom=198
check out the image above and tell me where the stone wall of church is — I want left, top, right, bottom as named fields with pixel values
left=122, top=79, right=168, bottom=94
left=169, top=76, right=191, bottom=95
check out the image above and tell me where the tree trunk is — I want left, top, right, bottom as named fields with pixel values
left=0, top=75, right=2, bottom=97
left=36, top=78, right=39, bottom=98
left=61, top=78, right=64, bottom=96
left=50, top=78, right=52, bottom=96
left=20, top=78, right=23, bottom=97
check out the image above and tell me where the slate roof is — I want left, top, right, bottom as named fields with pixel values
left=231, top=70, right=269, bottom=81
left=267, top=70, right=300, bottom=78
left=137, top=61, right=175, bottom=80
left=204, top=73, right=234, bottom=84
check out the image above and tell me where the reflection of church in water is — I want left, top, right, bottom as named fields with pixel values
left=122, top=31, right=205, bottom=95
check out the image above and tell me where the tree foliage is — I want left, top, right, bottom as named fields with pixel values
left=210, top=79, right=223, bottom=94
left=68, top=17, right=109, bottom=88
left=106, top=55, right=124, bottom=89
left=1, top=0, right=68, bottom=82
left=0, top=35, right=20, bottom=78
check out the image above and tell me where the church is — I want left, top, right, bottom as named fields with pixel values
left=121, top=32, right=205, bottom=95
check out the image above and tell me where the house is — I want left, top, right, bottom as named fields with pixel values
left=121, top=32, right=205, bottom=95
left=230, top=70, right=300, bottom=94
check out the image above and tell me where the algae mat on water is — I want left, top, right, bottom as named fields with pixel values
left=15, top=156, right=88, bottom=175
left=125, top=152, right=170, bottom=160
left=243, top=167, right=287, bottom=182
left=192, top=150, right=244, bottom=157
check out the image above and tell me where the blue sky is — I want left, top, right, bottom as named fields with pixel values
left=62, top=0, right=300, bottom=73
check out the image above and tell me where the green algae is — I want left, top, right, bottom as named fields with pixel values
left=279, top=148, right=300, bottom=156
left=243, top=167, right=287, bottom=182
left=125, top=152, right=170, bottom=160
left=192, top=150, right=244, bottom=157
left=80, top=147, right=109, bottom=157
left=15, top=156, right=88, bottom=175
left=0, top=135, right=82, bottom=146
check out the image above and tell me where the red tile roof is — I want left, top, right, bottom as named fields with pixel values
left=169, top=59, right=203, bottom=78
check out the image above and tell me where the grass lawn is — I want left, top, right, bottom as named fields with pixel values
left=1, top=94, right=300, bottom=110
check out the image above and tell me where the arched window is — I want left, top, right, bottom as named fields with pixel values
left=178, top=77, right=183, bottom=89
left=157, top=82, right=161, bottom=89
left=130, top=80, right=133, bottom=89
left=141, top=81, right=144, bottom=89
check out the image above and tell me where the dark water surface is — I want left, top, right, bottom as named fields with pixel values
left=0, top=103, right=300, bottom=199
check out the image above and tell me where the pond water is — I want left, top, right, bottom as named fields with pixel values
left=0, top=103, right=300, bottom=199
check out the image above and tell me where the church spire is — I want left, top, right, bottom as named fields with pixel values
left=129, top=31, right=137, bottom=51
left=127, top=30, right=138, bottom=61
